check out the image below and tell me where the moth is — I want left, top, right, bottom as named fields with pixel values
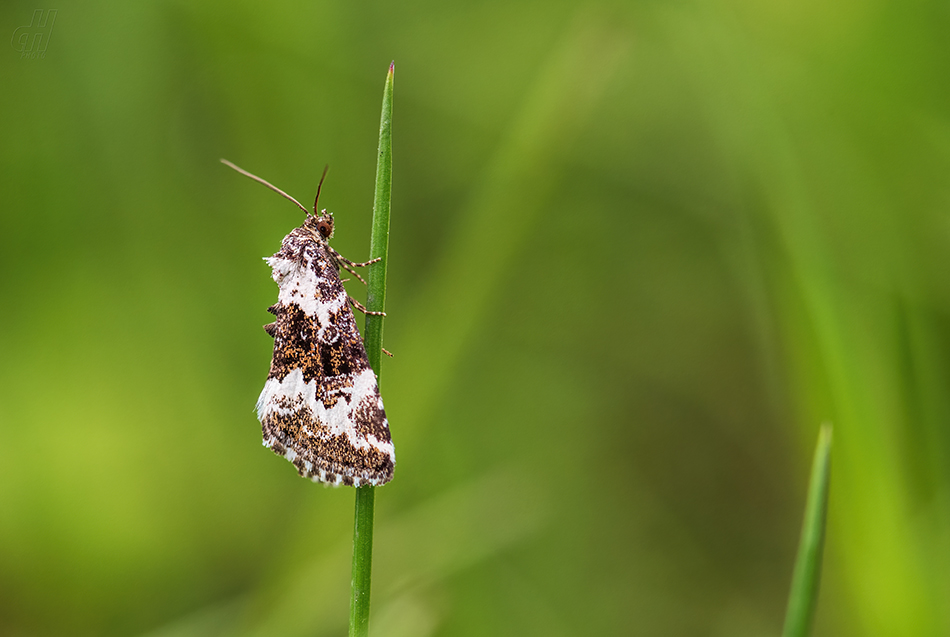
left=222, top=159, right=395, bottom=486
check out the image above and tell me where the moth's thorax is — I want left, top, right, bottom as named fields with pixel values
left=280, top=224, right=334, bottom=269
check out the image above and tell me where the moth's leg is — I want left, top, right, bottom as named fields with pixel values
left=348, top=296, right=386, bottom=316
left=330, top=246, right=382, bottom=285
left=334, top=255, right=368, bottom=285
left=341, top=255, right=382, bottom=268
left=348, top=298, right=394, bottom=356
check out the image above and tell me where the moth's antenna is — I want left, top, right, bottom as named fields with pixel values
left=313, top=164, right=330, bottom=215
left=220, top=159, right=309, bottom=215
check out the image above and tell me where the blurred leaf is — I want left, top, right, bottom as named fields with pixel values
left=782, top=423, right=832, bottom=637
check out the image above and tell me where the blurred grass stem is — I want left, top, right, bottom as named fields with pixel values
left=782, top=423, right=832, bottom=637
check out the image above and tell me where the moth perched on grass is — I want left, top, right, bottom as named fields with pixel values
left=222, top=159, right=395, bottom=486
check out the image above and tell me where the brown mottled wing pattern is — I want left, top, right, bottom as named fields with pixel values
left=255, top=225, right=394, bottom=487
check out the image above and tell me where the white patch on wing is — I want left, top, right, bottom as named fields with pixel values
left=256, top=367, right=394, bottom=460
left=265, top=255, right=347, bottom=323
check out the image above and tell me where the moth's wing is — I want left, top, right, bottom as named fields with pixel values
left=256, top=229, right=394, bottom=486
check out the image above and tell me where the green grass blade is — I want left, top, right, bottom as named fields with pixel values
left=782, top=423, right=833, bottom=637
left=348, top=61, right=394, bottom=637
left=349, top=486, right=376, bottom=637
left=364, top=61, right=394, bottom=367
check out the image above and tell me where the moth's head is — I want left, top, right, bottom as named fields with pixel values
left=306, top=210, right=334, bottom=240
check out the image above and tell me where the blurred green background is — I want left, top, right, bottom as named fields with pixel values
left=3, top=1, right=950, bottom=635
